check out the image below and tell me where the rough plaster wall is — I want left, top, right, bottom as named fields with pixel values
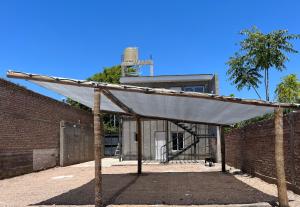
left=60, top=121, right=94, bottom=166
left=33, top=148, right=58, bottom=171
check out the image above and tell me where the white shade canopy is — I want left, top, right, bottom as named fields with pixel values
left=7, top=71, right=299, bottom=126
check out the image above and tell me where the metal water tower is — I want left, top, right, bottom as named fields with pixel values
left=121, top=47, right=154, bottom=77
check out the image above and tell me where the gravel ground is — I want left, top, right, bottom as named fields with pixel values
left=0, top=158, right=299, bottom=207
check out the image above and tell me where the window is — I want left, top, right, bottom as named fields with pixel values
left=183, top=86, right=205, bottom=93
left=172, top=132, right=184, bottom=150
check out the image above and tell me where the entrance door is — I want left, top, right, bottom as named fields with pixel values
left=155, top=132, right=166, bottom=161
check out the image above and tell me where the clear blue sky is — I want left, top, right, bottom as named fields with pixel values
left=0, top=0, right=299, bottom=101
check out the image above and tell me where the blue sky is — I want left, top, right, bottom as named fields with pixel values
left=0, top=0, right=299, bottom=101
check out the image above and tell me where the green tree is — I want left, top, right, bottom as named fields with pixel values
left=227, top=53, right=262, bottom=99
left=227, top=26, right=300, bottom=101
left=87, top=65, right=122, bottom=83
left=275, top=74, right=300, bottom=103
left=66, top=65, right=134, bottom=134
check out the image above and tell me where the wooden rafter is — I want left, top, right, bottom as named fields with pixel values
left=102, top=89, right=136, bottom=115
left=7, top=70, right=299, bottom=109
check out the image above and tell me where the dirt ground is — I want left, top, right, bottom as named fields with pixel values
left=0, top=158, right=299, bottom=207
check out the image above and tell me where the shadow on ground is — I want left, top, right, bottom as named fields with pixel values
left=35, top=172, right=276, bottom=206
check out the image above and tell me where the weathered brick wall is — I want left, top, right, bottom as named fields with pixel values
left=225, top=111, right=300, bottom=193
left=0, top=78, right=93, bottom=179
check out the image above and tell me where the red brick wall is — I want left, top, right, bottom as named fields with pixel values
left=0, top=78, right=93, bottom=178
left=225, top=111, right=300, bottom=193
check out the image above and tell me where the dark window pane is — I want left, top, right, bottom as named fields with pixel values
left=195, top=86, right=205, bottom=92
left=178, top=133, right=184, bottom=150
left=172, top=133, right=178, bottom=150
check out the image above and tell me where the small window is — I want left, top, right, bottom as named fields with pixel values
left=134, top=133, right=138, bottom=142
left=183, top=86, right=205, bottom=93
left=172, top=132, right=184, bottom=150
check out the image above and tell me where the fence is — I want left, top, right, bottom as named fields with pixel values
left=225, top=111, right=300, bottom=193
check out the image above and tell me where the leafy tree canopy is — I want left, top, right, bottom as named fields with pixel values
left=275, top=74, right=300, bottom=103
left=66, top=65, right=131, bottom=134
left=227, top=26, right=300, bottom=101
left=87, top=65, right=122, bottom=83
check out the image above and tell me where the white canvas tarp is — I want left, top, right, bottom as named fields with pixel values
left=7, top=71, right=298, bottom=126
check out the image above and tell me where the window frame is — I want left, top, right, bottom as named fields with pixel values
left=183, top=85, right=205, bottom=93
left=171, top=132, right=184, bottom=151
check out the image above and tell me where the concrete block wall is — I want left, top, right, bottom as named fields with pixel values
left=225, top=111, right=300, bottom=193
left=60, top=121, right=94, bottom=166
left=0, top=78, right=93, bottom=179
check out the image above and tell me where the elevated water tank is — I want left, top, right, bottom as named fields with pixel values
left=123, top=47, right=138, bottom=63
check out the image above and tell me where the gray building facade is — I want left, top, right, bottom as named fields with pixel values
left=119, top=74, right=220, bottom=162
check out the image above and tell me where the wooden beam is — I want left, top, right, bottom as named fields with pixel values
left=165, top=120, right=169, bottom=162
left=221, top=126, right=226, bottom=172
left=136, top=116, right=142, bottom=174
left=7, top=70, right=299, bottom=109
left=274, top=108, right=289, bottom=207
left=94, top=88, right=103, bottom=207
left=102, top=89, right=136, bottom=115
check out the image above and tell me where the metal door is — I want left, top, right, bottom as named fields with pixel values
left=155, top=132, right=166, bottom=161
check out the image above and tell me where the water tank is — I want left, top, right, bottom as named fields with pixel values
left=123, top=47, right=138, bottom=63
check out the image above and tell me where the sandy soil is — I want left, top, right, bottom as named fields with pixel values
left=0, top=159, right=299, bottom=207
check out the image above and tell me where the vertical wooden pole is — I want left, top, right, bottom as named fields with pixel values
left=165, top=120, right=169, bottom=162
left=137, top=116, right=142, bottom=174
left=221, top=126, right=226, bottom=172
left=274, top=108, right=289, bottom=207
left=94, top=88, right=102, bottom=207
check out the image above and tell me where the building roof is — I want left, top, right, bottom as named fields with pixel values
left=120, top=74, right=214, bottom=84
left=7, top=71, right=299, bottom=126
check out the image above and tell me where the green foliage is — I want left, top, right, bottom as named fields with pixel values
left=229, top=93, right=235, bottom=97
left=87, top=65, right=122, bottom=83
left=227, top=53, right=262, bottom=99
left=66, top=65, right=130, bottom=134
left=66, top=65, right=123, bottom=109
left=275, top=74, right=300, bottom=103
left=65, top=97, right=91, bottom=111
left=227, top=26, right=300, bottom=101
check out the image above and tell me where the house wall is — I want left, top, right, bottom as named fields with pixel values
left=121, top=118, right=217, bottom=161
left=225, top=111, right=300, bottom=193
left=120, top=75, right=219, bottom=161
left=0, top=79, right=93, bottom=179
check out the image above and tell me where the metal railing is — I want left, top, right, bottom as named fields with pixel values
left=160, top=121, right=216, bottom=163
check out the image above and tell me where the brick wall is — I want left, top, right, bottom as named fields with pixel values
left=0, top=78, right=93, bottom=179
left=225, top=111, right=300, bottom=193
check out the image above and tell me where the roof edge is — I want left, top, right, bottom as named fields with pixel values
left=6, top=70, right=300, bottom=109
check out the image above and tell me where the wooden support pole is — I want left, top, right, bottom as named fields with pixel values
left=221, top=126, right=226, bottom=172
left=94, top=88, right=103, bottom=207
left=274, top=108, right=289, bottom=207
left=165, top=120, right=169, bottom=162
left=137, top=116, right=142, bottom=174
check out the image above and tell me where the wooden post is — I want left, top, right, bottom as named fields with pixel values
left=274, top=108, right=289, bottom=207
left=94, top=88, right=103, bottom=207
left=165, top=120, right=169, bottom=162
left=221, top=126, right=226, bottom=172
left=137, top=116, right=142, bottom=174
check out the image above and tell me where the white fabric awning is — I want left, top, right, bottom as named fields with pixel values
left=7, top=71, right=299, bottom=126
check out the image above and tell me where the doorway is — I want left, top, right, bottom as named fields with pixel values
left=155, top=132, right=166, bottom=161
